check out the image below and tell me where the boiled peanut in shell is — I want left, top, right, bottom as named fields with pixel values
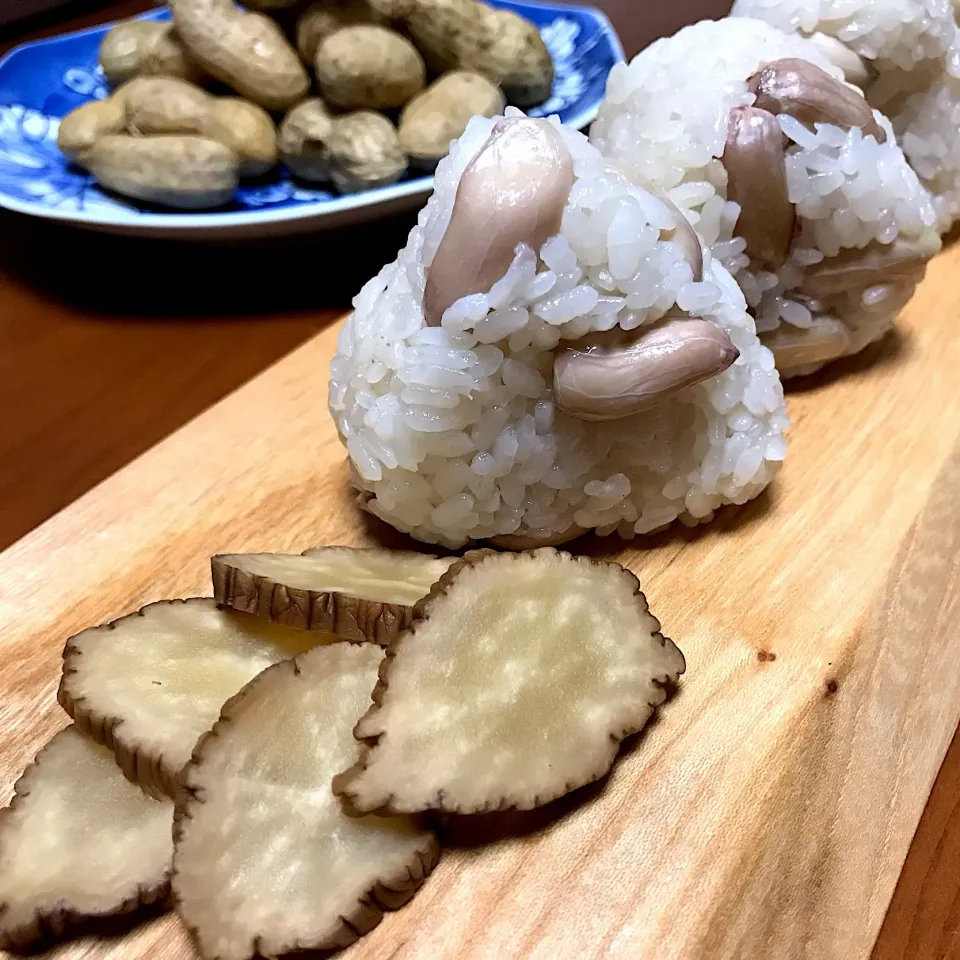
left=58, top=98, right=126, bottom=162
left=403, top=0, right=552, bottom=107
left=99, top=20, right=204, bottom=85
left=465, top=5, right=553, bottom=107
left=82, top=134, right=239, bottom=209
left=296, top=0, right=386, bottom=63
left=278, top=98, right=335, bottom=181
left=399, top=71, right=505, bottom=170
left=326, top=111, right=407, bottom=193
left=124, top=76, right=277, bottom=177
left=314, top=25, right=426, bottom=111
left=170, top=0, right=309, bottom=111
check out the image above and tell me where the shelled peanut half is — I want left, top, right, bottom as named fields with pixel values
left=1, top=544, right=682, bottom=957
left=56, top=0, right=554, bottom=208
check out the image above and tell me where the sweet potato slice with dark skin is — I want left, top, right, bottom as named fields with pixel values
left=0, top=727, right=172, bottom=950
left=58, top=598, right=326, bottom=799
left=173, top=642, right=439, bottom=960
left=334, top=548, right=685, bottom=815
left=211, top=547, right=455, bottom=645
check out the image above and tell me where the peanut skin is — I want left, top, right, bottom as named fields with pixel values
left=724, top=105, right=794, bottom=271
left=554, top=319, right=740, bottom=421
left=748, top=57, right=887, bottom=143
left=424, top=117, right=573, bottom=326
left=488, top=525, right=586, bottom=550
left=799, top=238, right=932, bottom=297
left=760, top=318, right=851, bottom=374
left=659, top=192, right=704, bottom=282
left=604, top=161, right=705, bottom=282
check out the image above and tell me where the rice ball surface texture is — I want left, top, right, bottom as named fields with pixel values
left=895, top=59, right=960, bottom=229
left=732, top=0, right=960, bottom=231
left=730, top=0, right=955, bottom=73
left=590, top=18, right=940, bottom=378
left=329, top=111, right=788, bottom=549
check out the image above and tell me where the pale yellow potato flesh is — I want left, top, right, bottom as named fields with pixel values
left=338, top=550, right=685, bottom=814
left=59, top=599, right=329, bottom=797
left=173, top=643, right=438, bottom=960
left=0, top=727, right=172, bottom=948
left=222, top=548, right=455, bottom=604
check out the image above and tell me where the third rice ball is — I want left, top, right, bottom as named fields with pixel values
left=589, top=18, right=941, bottom=377
left=333, top=549, right=685, bottom=815
left=894, top=64, right=960, bottom=230
left=732, top=0, right=960, bottom=233
left=330, top=110, right=788, bottom=548
left=730, top=0, right=956, bottom=74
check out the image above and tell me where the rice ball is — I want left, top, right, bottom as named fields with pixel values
left=895, top=62, right=960, bottom=228
left=590, top=18, right=940, bottom=378
left=732, top=0, right=960, bottom=232
left=329, top=111, right=788, bottom=549
left=730, top=0, right=955, bottom=74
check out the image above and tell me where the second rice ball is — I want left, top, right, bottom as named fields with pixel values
left=589, top=18, right=941, bottom=378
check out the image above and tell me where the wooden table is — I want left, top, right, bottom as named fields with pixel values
left=0, top=2, right=957, bottom=958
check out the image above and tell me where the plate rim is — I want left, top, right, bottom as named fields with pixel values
left=0, top=0, right=624, bottom=233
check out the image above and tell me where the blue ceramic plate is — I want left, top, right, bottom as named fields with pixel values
left=0, top=3, right=623, bottom=238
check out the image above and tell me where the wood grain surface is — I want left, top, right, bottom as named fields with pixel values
left=1, top=236, right=959, bottom=958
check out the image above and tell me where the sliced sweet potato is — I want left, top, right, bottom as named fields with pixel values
left=173, top=642, right=439, bottom=960
left=58, top=598, right=326, bottom=799
left=334, top=548, right=685, bottom=815
left=211, top=547, right=456, bottom=644
left=0, top=726, right=172, bottom=949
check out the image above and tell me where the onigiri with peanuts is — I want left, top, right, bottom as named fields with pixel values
left=329, top=110, right=788, bottom=549
left=589, top=17, right=940, bottom=378
left=732, top=0, right=960, bottom=232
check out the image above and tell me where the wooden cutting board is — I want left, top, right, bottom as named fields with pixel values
left=2, top=244, right=959, bottom=960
